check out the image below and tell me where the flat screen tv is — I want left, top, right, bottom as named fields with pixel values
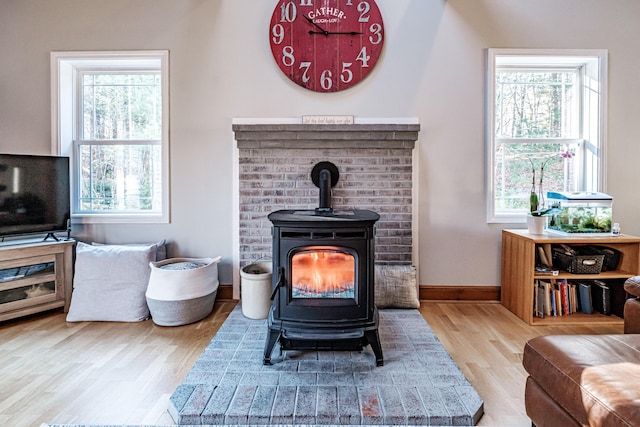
left=0, top=154, right=70, bottom=239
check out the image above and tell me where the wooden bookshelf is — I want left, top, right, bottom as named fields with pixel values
left=501, top=229, right=640, bottom=326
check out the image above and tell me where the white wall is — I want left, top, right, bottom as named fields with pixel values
left=1, top=0, right=639, bottom=286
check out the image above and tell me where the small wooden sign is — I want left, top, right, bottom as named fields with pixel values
left=302, top=115, right=354, bottom=125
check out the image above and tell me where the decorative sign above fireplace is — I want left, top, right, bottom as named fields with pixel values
left=302, top=115, right=354, bottom=124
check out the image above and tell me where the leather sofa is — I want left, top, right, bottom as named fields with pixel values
left=523, top=276, right=640, bottom=427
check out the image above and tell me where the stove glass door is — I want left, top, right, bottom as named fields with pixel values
left=291, top=247, right=355, bottom=299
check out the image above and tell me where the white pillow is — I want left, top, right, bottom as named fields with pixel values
left=66, top=242, right=156, bottom=322
left=91, top=240, right=167, bottom=261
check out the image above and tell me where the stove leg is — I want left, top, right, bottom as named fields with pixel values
left=264, top=329, right=281, bottom=365
left=365, top=329, right=384, bottom=366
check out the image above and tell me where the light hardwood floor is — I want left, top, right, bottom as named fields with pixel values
left=0, top=300, right=623, bottom=426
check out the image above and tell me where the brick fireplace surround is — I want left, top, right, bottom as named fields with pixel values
left=233, top=122, right=420, bottom=291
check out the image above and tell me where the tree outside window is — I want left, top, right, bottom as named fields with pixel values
left=78, top=72, right=162, bottom=213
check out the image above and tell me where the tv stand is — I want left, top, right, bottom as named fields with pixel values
left=43, top=232, right=60, bottom=242
left=41, top=227, right=72, bottom=242
left=0, top=239, right=75, bottom=322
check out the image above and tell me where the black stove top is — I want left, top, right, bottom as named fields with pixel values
left=268, top=209, right=379, bottom=227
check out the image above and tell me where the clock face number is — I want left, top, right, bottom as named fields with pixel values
left=369, top=23, right=383, bottom=44
left=280, top=2, right=297, bottom=22
left=357, top=2, right=370, bottom=22
left=269, top=0, right=384, bottom=92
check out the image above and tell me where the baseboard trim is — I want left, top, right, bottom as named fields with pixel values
left=419, top=285, right=500, bottom=302
left=221, top=283, right=501, bottom=302
left=217, top=284, right=235, bottom=301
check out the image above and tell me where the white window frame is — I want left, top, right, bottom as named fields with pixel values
left=50, top=50, right=170, bottom=224
left=487, top=48, right=608, bottom=223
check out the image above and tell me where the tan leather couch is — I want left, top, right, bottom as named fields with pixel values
left=523, top=276, right=640, bottom=427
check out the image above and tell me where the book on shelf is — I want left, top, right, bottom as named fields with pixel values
left=560, top=280, right=569, bottom=315
left=537, top=246, right=551, bottom=268
left=533, top=279, right=590, bottom=318
left=551, top=284, right=558, bottom=316
left=591, top=280, right=611, bottom=315
left=535, top=266, right=559, bottom=276
left=534, top=279, right=560, bottom=318
left=543, top=281, right=552, bottom=317
left=534, top=280, right=552, bottom=318
left=576, top=281, right=593, bottom=314
left=536, top=244, right=554, bottom=268
left=534, top=281, right=545, bottom=318
left=543, top=244, right=553, bottom=268
left=557, top=279, right=577, bottom=316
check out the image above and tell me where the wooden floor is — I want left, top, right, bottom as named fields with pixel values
left=0, top=300, right=623, bottom=427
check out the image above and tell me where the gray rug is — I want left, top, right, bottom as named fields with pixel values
left=168, top=305, right=484, bottom=426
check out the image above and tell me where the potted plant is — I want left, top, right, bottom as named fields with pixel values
left=526, top=150, right=572, bottom=234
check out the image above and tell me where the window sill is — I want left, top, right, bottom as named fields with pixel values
left=71, top=213, right=169, bottom=225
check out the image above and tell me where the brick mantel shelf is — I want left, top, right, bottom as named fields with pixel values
left=233, top=123, right=419, bottom=150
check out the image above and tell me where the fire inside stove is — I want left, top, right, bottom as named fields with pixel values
left=291, top=248, right=355, bottom=299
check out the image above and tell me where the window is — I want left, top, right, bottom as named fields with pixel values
left=487, top=49, right=607, bottom=223
left=51, top=51, right=169, bottom=223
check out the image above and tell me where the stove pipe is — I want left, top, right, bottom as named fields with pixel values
left=312, top=161, right=339, bottom=214
left=317, top=168, right=332, bottom=213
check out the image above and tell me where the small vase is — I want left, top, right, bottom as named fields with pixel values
left=526, top=214, right=546, bottom=235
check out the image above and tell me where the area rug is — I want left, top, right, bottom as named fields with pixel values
left=168, top=305, right=484, bottom=426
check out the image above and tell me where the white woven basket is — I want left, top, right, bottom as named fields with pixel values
left=146, top=256, right=221, bottom=326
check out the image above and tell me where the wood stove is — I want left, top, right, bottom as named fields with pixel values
left=263, top=162, right=383, bottom=366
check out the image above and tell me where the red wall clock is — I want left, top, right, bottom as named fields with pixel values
left=269, top=0, right=385, bottom=93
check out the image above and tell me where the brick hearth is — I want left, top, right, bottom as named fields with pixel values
left=233, top=123, right=419, bottom=269
left=169, top=304, right=484, bottom=425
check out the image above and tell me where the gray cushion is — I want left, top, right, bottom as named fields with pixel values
left=66, top=242, right=156, bottom=322
left=375, top=264, right=420, bottom=309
